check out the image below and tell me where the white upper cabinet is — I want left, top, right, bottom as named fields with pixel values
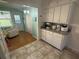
left=48, top=8, right=54, bottom=22
left=58, top=0, right=75, bottom=5
left=43, top=8, right=54, bottom=22
left=53, top=6, right=61, bottom=23
left=60, top=4, right=70, bottom=24
left=59, top=0, right=70, bottom=4
left=41, top=0, right=73, bottom=24
left=42, top=9, right=49, bottom=22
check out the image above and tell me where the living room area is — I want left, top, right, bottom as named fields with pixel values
left=0, top=2, right=38, bottom=51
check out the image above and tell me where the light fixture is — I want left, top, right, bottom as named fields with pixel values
left=24, top=10, right=27, bottom=14
left=23, top=10, right=30, bottom=14
left=23, top=5, right=30, bottom=7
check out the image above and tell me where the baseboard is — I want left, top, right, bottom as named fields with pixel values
left=65, top=47, right=79, bottom=56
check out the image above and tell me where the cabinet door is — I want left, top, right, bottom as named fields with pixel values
left=53, top=6, right=61, bottom=23
left=48, top=8, right=54, bottom=22
left=45, top=31, right=53, bottom=43
left=41, top=29, right=46, bottom=40
left=45, top=30, right=50, bottom=41
left=47, top=32, right=55, bottom=45
left=59, top=0, right=71, bottom=5
left=60, top=4, right=70, bottom=24
left=53, top=33, right=64, bottom=50
left=42, top=9, right=49, bottom=22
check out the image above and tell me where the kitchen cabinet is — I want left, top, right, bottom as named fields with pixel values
left=41, top=29, right=66, bottom=50
left=52, top=32, right=64, bottom=50
left=43, top=9, right=49, bottom=22
left=48, top=8, right=54, bottom=22
left=41, top=0, right=75, bottom=25
left=58, top=0, right=71, bottom=5
left=60, top=4, right=70, bottom=24
left=42, top=4, right=72, bottom=24
left=41, top=29, right=46, bottom=40
left=42, top=8, right=54, bottom=22
left=58, top=0, right=76, bottom=5
left=45, top=30, right=53, bottom=43
left=53, top=6, right=61, bottom=23
left=41, top=29, right=53, bottom=43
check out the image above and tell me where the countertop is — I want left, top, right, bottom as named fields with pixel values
left=41, top=27, right=70, bottom=35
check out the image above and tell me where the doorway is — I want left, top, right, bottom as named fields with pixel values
left=24, top=7, right=38, bottom=39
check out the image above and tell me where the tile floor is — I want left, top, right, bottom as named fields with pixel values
left=10, top=40, right=79, bottom=59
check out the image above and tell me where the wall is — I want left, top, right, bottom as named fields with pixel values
left=67, top=2, right=79, bottom=52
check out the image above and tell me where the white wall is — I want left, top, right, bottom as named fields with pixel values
left=67, top=3, right=79, bottom=52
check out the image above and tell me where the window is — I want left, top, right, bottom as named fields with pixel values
left=14, top=15, right=21, bottom=23
left=0, top=11, right=12, bottom=27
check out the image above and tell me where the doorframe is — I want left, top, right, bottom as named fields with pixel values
left=23, top=7, right=39, bottom=40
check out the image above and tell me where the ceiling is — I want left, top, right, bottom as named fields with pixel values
left=0, top=0, right=34, bottom=12
left=2, top=0, right=41, bottom=8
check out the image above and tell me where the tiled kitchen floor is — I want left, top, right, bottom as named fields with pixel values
left=10, top=40, right=79, bottom=59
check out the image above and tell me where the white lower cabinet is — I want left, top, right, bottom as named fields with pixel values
left=53, top=32, right=64, bottom=50
left=41, top=29, right=66, bottom=50
left=41, top=29, right=46, bottom=41
left=45, top=30, right=53, bottom=43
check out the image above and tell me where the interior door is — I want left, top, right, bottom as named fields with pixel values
left=25, top=15, right=32, bottom=34
left=0, top=28, right=10, bottom=59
